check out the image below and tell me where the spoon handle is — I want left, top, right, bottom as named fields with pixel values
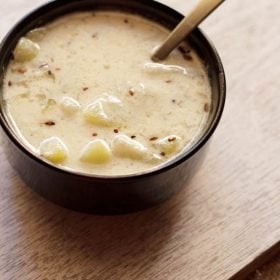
left=152, top=0, right=224, bottom=61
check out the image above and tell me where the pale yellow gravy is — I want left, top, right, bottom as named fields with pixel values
left=3, top=12, right=211, bottom=176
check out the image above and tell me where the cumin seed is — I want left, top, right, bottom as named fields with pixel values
left=44, top=121, right=56, bottom=126
left=150, top=137, right=158, bottom=141
left=129, top=89, right=135, bottom=96
left=178, top=46, right=191, bottom=54
left=168, top=137, right=176, bottom=142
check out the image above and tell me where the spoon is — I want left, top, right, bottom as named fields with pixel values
left=152, top=0, right=225, bottom=61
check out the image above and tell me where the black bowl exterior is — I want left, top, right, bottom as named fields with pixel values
left=0, top=130, right=208, bottom=214
left=0, top=0, right=226, bottom=214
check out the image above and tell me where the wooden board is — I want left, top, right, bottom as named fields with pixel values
left=0, top=0, right=279, bottom=279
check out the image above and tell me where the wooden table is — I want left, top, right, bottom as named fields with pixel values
left=0, top=0, right=279, bottom=279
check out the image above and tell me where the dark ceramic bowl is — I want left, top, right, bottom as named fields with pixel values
left=0, top=0, right=226, bottom=214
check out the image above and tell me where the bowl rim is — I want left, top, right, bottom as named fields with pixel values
left=0, top=0, right=226, bottom=182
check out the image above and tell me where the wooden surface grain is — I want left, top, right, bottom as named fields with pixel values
left=0, top=0, right=280, bottom=279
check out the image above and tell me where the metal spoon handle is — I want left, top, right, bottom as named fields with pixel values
left=152, top=0, right=224, bottom=61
